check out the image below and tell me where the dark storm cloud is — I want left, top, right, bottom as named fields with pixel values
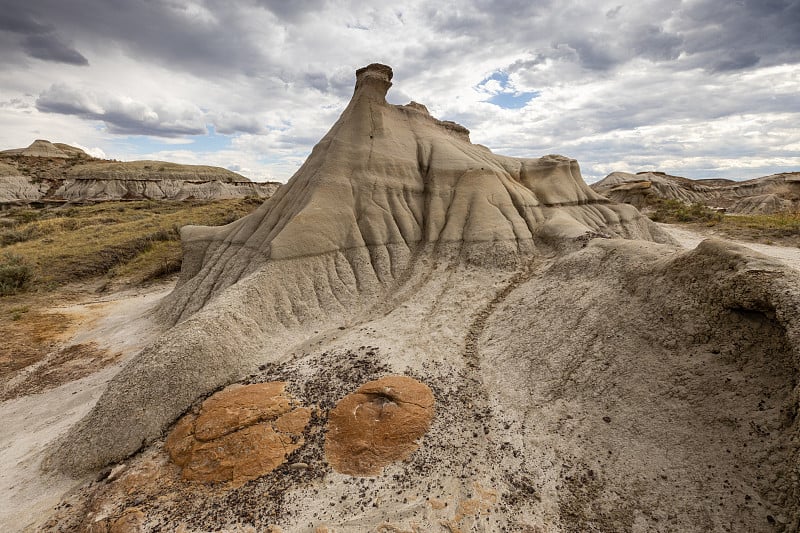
left=629, top=24, right=683, bottom=62
left=0, top=11, right=88, bottom=65
left=0, top=0, right=272, bottom=78
left=22, top=34, right=89, bottom=65
left=423, top=0, right=797, bottom=76
left=567, top=35, right=621, bottom=70
left=250, top=0, right=328, bottom=21
left=677, top=0, right=800, bottom=70
left=36, top=84, right=207, bottom=137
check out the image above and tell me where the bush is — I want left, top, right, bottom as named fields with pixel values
left=0, top=253, right=33, bottom=296
left=0, top=225, right=38, bottom=246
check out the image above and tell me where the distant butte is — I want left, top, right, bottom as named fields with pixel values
left=0, top=139, right=280, bottom=205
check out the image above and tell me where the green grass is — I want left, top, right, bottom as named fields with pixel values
left=646, top=198, right=800, bottom=246
left=648, top=199, right=724, bottom=224
left=0, top=253, right=33, bottom=295
left=0, top=198, right=264, bottom=292
left=721, top=212, right=800, bottom=233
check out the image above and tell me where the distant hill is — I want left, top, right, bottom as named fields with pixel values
left=0, top=140, right=280, bottom=206
left=591, top=170, right=800, bottom=214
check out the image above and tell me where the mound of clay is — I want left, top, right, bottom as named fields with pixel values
left=592, top=170, right=800, bottom=214
left=46, top=63, right=672, bottom=477
left=165, top=382, right=311, bottom=485
left=324, top=376, right=435, bottom=476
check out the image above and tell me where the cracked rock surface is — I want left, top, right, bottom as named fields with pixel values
left=324, top=375, right=435, bottom=476
left=165, top=382, right=311, bottom=485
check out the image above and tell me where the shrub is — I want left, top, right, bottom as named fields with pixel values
left=0, top=253, right=33, bottom=296
left=649, top=199, right=723, bottom=224
left=0, top=225, right=38, bottom=246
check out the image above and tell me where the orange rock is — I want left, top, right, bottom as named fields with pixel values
left=194, top=382, right=292, bottom=441
left=165, top=382, right=310, bottom=485
left=274, top=407, right=314, bottom=435
left=325, top=376, right=435, bottom=476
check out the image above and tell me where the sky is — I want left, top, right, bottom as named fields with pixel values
left=0, top=0, right=798, bottom=183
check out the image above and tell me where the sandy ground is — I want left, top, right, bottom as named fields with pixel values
left=0, top=282, right=173, bottom=532
left=660, top=223, right=800, bottom=269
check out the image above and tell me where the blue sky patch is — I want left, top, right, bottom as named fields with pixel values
left=478, top=71, right=539, bottom=109
left=108, top=126, right=232, bottom=159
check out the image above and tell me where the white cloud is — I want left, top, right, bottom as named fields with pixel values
left=69, top=141, right=106, bottom=158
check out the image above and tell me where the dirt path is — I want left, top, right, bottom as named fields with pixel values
left=660, top=223, right=800, bottom=269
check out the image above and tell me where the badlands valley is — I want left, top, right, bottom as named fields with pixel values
left=1, top=64, right=799, bottom=532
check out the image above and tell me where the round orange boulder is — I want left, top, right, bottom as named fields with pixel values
left=324, top=375, right=435, bottom=476
left=165, top=382, right=310, bottom=485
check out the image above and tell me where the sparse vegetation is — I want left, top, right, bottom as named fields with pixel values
left=646, top=199, right=800, bottom=247
left=0, top=197, right=263, bottom=293
left=648, top=199, right=724, bottom=224
left=0, top=253, right=33, bottom=295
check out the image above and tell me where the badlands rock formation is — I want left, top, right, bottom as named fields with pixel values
left=0, top=140, right=279, bottom=204
left=40, top=65, right=800, bottom=532
left=593, top=170, right=800, bottom=214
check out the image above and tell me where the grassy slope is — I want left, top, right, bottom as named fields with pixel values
left=648, top=199, right=800, bottom=247
left=0, top=198, right=265, bottom=395
left=0, top=198, right=263, bottom=291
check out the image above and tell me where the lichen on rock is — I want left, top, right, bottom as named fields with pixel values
left=165, top=382, right=311, bottom=485
left=324, top=375, right=435, bottom=476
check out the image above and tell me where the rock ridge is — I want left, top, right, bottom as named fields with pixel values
left=0, top=141, right=280, bottom=205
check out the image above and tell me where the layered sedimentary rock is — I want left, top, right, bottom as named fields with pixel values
left=161, top=64, right=669, bottom=322
left=46, top=64, right=670, bottom=477
left=593, top=170, right=800, bottom=214
left=40, top=64, right=800, bottom=532
left=0, top=139, right=74, bottom=158
left=0, top=142, right=279, bottom=204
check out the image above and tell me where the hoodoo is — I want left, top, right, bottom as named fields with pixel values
left=43, top=65, right=800, bottom=532
left=49, top=63, right=666, bottom=475
left=160, top=63, right=667, bottom=323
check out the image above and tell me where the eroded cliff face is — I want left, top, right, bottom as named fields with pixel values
left=592, top=170, right=800, bottom=214
left=0, top=141, right=279, bottom=205
left=42, top=63, right=800, bottom=533
left=160, top=63, right=669, bottom=323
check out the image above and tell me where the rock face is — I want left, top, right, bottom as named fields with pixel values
left=324, top=376, right=435, bottom=476
left=165, top=382, right=311, bottom=485
left=41, top=64, right=800, bottom=532
left=0, top=139, right=75, bottom=158
left=592, top=170, right=800, bottom=214
left=47, top=63, right=669, bottom=478
left=0, top=141, right=280, bottom=205
left=161, top=64, right=669, bottom=323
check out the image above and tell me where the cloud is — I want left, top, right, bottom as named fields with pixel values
left=210, top=111, right=265, bottom=135
left=36, top=84, right=207, bottom=137
left=0, top=0, right=797, bottom=183
left=0, top=11, right=88, bottom=65
left=69, top=142, right=106, bottom=158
